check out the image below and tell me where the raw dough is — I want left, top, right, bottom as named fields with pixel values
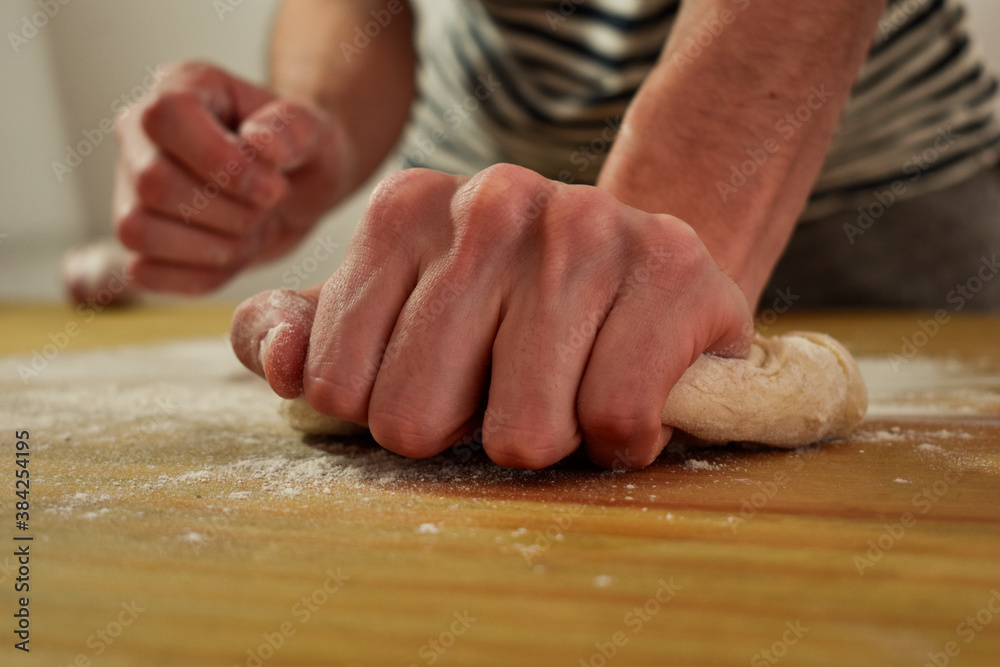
left=278, top=397, right=368, bottom=437
left=660, top=331, right=867, bottom=445
left=279, top=331, right=867, bottom=446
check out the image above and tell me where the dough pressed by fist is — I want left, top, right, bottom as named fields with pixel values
left=279, top=331, right=867, bottom=447
left=660, top=331, right=867, bottom=446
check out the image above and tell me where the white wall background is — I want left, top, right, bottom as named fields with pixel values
left=1, top=0, right=998, bottom=302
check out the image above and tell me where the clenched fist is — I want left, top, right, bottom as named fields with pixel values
left=112, top=62, right=354, bottom=294
left=232, top=164, right=753, bottom=470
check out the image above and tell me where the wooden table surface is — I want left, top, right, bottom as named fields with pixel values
left=1, top=304, right=999, bottom=667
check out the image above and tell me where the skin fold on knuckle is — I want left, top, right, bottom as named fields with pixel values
left=368, top=406, right=457, bottom=459
left=114, top=211, right=148, bottom=254
left=359, top=169, right=445, bottom=250
left=302, top=367, right=372, bottom=427
left=579, top=400, right=659, bottom=453
left=140, top=91, right=194, bottom=140
left=484, top=421, right=573, bottom=470
left=133, top=157, right=173, bottom=209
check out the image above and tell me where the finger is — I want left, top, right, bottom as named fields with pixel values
left=141, top=92, right=286, bottom=207
left=366, top=271, right=497, bottom=459
left=302, top=244, right=419, bottom=426
left=480, top=290, right=591, bottom=470
left=231, top=287, right=321, bottom=398
left=302, top=170, right=461, bottom=427
left=239, top=100, right=322, bottom=173
left=579, top=294, right=680, bottom=470
left=117, top=210, right=246, bottom=268
left=579, top=227, right=753, bottom=469
left=128, top=150, right=264, bottom=235
left=126, top=256, right=236, bottom=296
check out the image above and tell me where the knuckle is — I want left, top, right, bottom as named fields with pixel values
left=484, top=422, right=570, bottom=470
left=269, top=99, right=303, bottom=125
left=303, top=376, right=370, bottom=427
left=174, top=60, right=215, bottom=82
left=362, top=169, right=447, bottom=237
left=456, top=163, right=550, bottom=239
left=656, top=217, right=704, bottom=271
left=369, top=407, right=456, bottom=459
left=134, top=158, right=173, bottom=207
left=579, top=402, right=656, bottom=446
left=140, top=91, right=195, bottom=136
left=115, top=210, right=146, bottom=251
left=546, top=187, right=619, bottom=254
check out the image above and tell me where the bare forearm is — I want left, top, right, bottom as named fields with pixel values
left=271, top=0, right=416, bottom=192
left=598, top=0, right=886, bottom=307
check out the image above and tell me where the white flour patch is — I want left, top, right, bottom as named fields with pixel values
left=684, top=459, right=719, bottom=471
left=857, top=356, right=1000, bottom=418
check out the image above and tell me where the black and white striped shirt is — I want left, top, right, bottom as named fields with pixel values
left=400, top=0, right=1000, bottom=221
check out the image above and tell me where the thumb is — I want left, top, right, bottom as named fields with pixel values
left=238, top=100, right=323, bottom=173
left=230, top=286, right=323, bottom=398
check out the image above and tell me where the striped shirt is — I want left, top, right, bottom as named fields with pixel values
left=400, top=0, right=1000, bottom=221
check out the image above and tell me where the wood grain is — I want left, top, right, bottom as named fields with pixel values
left=1, top=304, right=998, bottom=666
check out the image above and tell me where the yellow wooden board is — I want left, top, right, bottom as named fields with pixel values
left=1, top=304, right=998, bottom=666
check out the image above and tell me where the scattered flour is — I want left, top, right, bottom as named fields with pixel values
left=857, top=356, right=1000, bottom=418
